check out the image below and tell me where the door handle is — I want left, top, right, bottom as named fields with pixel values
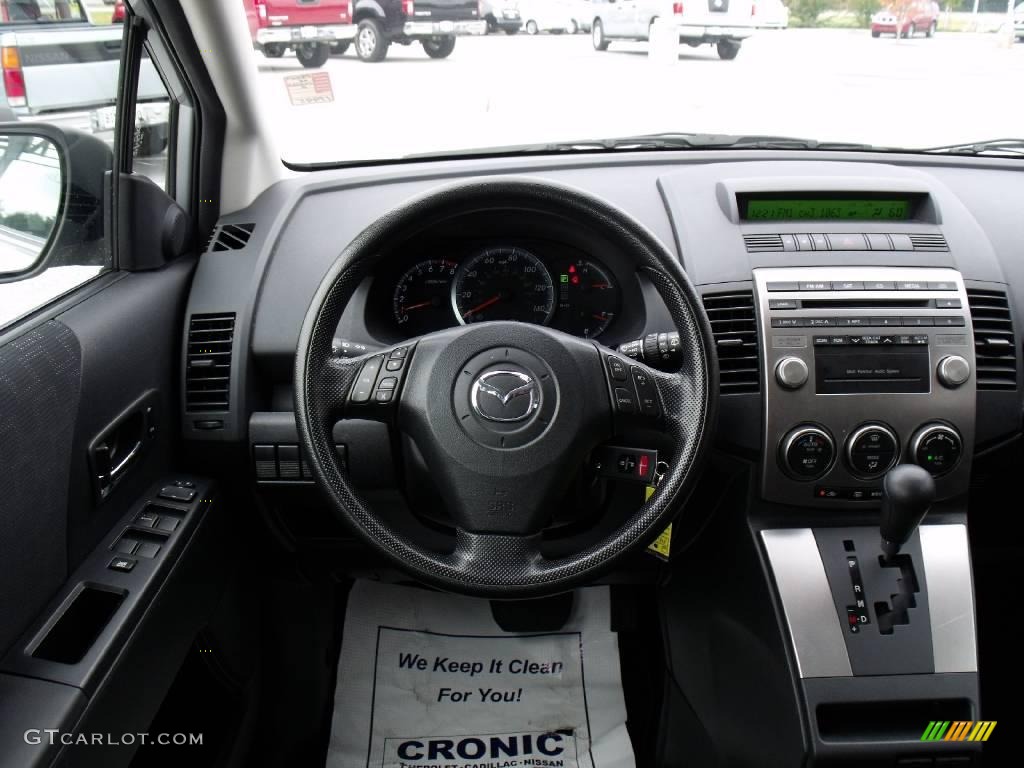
left=88, top=390, right=160, bottom=502
left=106, top=439, right=143, bottom=483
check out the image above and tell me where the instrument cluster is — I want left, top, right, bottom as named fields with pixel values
left=378, top=242, right=625, bottom=340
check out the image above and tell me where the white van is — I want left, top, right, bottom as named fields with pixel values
left=590, top=0, right=757, bottom=59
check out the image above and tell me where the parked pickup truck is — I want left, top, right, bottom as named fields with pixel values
left=350, top=0, right=486, bottom=62
left=244, top=0, right=357, bottom=68
left=591, top=0, right=757, bottom=60
left=0, top=0, right=168, bottom=148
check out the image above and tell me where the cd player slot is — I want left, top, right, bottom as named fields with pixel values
left=798, top=299, right=933, bottom=310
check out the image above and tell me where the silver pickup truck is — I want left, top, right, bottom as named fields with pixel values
left=0, top=0, right=167, bottom=149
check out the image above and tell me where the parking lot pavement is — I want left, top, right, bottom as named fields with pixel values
left=255, top=29, right=1024, bottom=165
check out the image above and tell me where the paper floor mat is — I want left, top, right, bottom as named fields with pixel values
left=327, top=580, right=635, bottom=768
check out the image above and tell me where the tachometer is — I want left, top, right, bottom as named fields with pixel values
left=452, top=247, right=555, bottom=326
left=554, top=259, right=621, bottom=338
left=392, top=259, right=458, bottom=335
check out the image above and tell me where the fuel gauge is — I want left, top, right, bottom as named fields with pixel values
left=554, top=259, right=621, bottom=338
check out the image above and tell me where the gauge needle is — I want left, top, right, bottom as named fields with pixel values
left=462, top=294, right=501, bottom=319
left=402, top=301, right=433, bottom=312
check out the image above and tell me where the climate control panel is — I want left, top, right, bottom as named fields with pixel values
left=756, top=267, right=976, bottom=507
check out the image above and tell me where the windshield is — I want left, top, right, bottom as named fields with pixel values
left=241, top=0, right=1024, bottom=165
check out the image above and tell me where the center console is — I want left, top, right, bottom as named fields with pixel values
left=751, top=267, right=982, bottom=764
left=755, top=266, right=975, bottom=508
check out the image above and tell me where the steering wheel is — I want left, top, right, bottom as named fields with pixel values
left=295, top=179, right=717, bottom=598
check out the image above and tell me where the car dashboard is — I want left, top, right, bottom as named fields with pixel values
left=179, top=146, right=1023, bottom=766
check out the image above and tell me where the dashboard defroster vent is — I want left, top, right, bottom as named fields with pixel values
left=967, top=289, right=1017, bottom=390
left=185, top=313, right=236, bottom=411
left=208, top=223, right=255, bottom=252
left=743, top=234, right=784, bottom=253
left=703, top=291, right=760, bottom=394
left=909, top=234, right=949, bottom=252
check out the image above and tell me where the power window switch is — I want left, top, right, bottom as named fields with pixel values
left=158, top=485, right=196, bottom=503
left=108, top=557, right=136, bottom=573
left=115, top=538, right=139, bottom=555
left=136, top=542, right=161, bottom=559
left=135, top=511, right=160, bottom=528
left=156, top=516, right=180, bottom=533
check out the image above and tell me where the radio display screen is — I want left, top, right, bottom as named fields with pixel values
left=815, top=348, right=930, bottom=394
left=738, top=193, right=921, bottom=221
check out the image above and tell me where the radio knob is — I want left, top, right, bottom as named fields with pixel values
left=775, top=356, right=809, bottom=389
left=911, top=423, right=963, bottom=477
left=937, top=355, right=971, bottom=389
left=780, top=425, right=835, bottom=481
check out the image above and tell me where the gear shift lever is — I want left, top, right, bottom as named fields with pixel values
left=880, top=464, right=935, bottom=559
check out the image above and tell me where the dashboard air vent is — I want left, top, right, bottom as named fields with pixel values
left=743, top=234, right=784, bottom=253
left=909, top=234, right=949, bottom=252
left=209, top=223, right=255, bottom=252
left=703, top=291, right=760, bottom=394
left=185, top=313, right=236, bottom=411
left=967, top=289, right=1017, bottom=391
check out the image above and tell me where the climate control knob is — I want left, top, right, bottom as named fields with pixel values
left=936, top=355, right=971, bottom=389
left=775, top=356, right=809, bottom=390
left=780, top=425, right=835, bottom=481
left=911, top=424, right=963, bottom=477
left=845, top=423, right=900, bottom=479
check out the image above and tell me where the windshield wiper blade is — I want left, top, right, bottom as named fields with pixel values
left=402, top=133, right=877, bottom=161
left=588, top=132, right=877, bottom=151
left=918, top=138, right=1024, bottom=156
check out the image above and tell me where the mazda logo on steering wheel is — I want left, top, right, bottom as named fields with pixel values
left=470, top=370, right=540, bottom=423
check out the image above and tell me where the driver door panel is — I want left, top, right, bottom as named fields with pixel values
left=0, top=263, right=231, bottom=768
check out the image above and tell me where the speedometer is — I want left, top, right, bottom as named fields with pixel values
left=452, top=247, right=555, bottom=326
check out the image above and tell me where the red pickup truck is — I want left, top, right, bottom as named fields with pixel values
left=244, top=0, right=356, bottom=68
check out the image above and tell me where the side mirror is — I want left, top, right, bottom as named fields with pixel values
left=0, top=124, right=112, bottom=283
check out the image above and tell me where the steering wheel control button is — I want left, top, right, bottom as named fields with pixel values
left=846, top=423, right=899, bottom=479
left=378, top=377, right=398, bottom=390
left=614, top=387, right=637, bottom=414
left=389, top=347, right=408, bottom=359
left=606, top=355, right=628, bottom=381
left=936, top=354, right=971, bottom=389
left=351, top=355, right=384, bottom=403
left=385, top=358, right=404, bottom=372
left=912, top=424, right=963, bottom=477
left=775, top=356, right=809, bottom=389
left=374, top=390, right=393, bottom=403
left=780, top=425, right=835, bottom=481
left=630, top=367, right=660, bottom=417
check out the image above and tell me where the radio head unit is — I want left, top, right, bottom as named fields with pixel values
left=754, top=267, right=975, bottom=509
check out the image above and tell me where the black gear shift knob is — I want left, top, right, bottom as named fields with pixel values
left=880, top=464, right=936, bottom=558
